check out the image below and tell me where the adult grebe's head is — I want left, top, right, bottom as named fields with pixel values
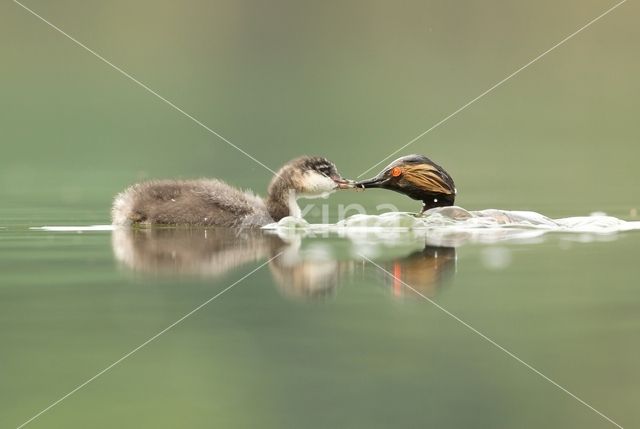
left=354, top=154, right=456, bottom=212
left=269, top=156, right=352, bottom=198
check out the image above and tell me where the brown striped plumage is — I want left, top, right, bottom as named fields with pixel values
left=354, top=154, right=456, bottom=213
left=402, top=164, right=455, bottom=196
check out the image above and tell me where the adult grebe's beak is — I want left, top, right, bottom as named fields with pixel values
left=331, top=175, right=355, bottom=189
left=352, top=173, right=389, bottom=189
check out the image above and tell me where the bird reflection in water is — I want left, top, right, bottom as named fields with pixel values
left=380, top=246, right=456, bottom=299
left=111, top=228, right=456, bottom=301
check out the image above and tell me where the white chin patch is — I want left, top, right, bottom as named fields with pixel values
left=300, top=171, right=337, bottom=199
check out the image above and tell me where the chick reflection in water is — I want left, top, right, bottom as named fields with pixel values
left=111, top=228, right=281, bottom=277
left=112, top=228, right=456, bottom=301
left=112, top=228, right=341, bottom=299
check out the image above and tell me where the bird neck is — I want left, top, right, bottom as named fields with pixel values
left=422, top=194, right=455, bottom=212
left=266, top=178, right=301, bottom=221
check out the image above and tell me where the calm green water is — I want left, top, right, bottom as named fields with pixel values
left=1, top=213, right=639, bottom=428
left=2, top=0, right=639, bottom=427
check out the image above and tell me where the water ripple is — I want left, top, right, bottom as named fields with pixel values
left=264, top=206, right=640, bottom=246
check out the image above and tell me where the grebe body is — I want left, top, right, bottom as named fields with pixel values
left=112, top=156, right=350, bottom=227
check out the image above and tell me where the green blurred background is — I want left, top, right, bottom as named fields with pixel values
left=1, top=1, right=639, bottom=429
left=2, top=0, right=638, bottom=221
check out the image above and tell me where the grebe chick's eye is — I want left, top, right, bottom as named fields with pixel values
left=315, top=164, right=333, bottom=176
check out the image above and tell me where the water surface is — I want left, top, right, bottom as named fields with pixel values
left=2, top=208, right=639, bottom=428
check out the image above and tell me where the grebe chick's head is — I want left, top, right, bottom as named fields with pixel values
left=354, top=154, right=456, bottom=212
left=269, top=156, right=353, bottom=198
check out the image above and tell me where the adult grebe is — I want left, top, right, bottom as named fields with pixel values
left=112, top=156, right=352, bottom=227
left=354, top=154, right=456, bottom=213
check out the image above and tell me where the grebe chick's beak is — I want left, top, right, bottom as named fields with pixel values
left=332, top=175, right=355, bottom=189
left=353, top=154, right=456, bottom=211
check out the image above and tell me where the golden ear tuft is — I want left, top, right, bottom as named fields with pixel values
left=391, top=167, right=403, bottom=177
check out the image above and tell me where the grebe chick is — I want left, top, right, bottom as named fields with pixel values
left=112, top=156, right=352, bottom=227
left=354, top=154, right=456, bottom=213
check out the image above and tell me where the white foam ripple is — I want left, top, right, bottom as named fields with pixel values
left=264, top=206, right=640, bottom=246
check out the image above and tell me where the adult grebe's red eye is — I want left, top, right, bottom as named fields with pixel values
left=391, top=167, right=403, bottom=177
